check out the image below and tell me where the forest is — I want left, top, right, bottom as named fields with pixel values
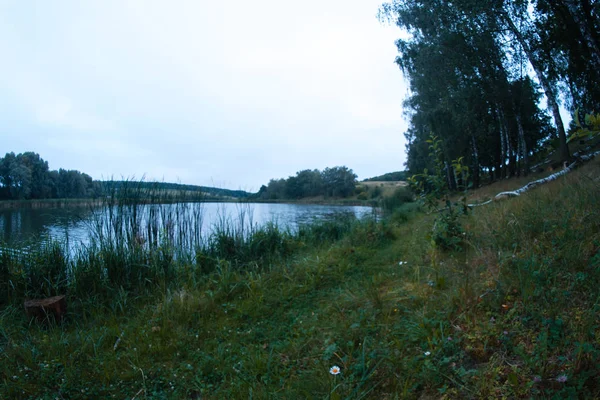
left=256, top=166, right=358, bottom=200
left=0, top=152, right=101, bottom=200
left=0, top=151, right=359, bottom=202
left=379, top=0, right=600, bottom=188
left=0, top=152, right=249, bottom=201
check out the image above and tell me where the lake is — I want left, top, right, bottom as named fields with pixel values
left=0, top=202, right=375, bottom=249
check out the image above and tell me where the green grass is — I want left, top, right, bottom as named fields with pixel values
left=1, top=160, right=599, bottom=398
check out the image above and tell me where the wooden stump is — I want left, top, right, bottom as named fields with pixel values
left=24, top=295, right=67, bottom=323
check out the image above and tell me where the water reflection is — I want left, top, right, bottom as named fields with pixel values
left=0, top=202, right=374, bottom=248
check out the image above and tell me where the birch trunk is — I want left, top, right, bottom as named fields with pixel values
left=501, top=11, right=571, bottom=162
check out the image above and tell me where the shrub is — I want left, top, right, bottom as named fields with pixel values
left=357, top=192, right=369, bottom=201
left=381, top=186, right=413, bottom=212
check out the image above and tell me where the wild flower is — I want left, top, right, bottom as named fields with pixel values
left=533, top=376, right=542, bottom=383
left=447, top=336, right=453, bottom=342
left=427, top=280, right=434, bottom=287
left=556, top=374, right=568, bottom=383
left=424, top=351, right=431, bottom=356
left=398, top=261, right=407, bottom=266
left=329, top=365, right=341, bottom=375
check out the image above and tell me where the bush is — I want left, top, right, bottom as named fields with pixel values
left=297, top=215, right=355, bottom=245
left=370, top=186, right=382, bottom=199
left=381, top=186, right=414, bottom=213
left=357, top=192, right=369, bottom=201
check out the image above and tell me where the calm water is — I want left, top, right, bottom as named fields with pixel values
left=0, top=202, right=374, bottom=248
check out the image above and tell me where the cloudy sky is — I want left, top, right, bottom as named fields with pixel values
left=0, top=0, right=409, bottom=191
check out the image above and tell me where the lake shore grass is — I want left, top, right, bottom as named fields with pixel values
left=1, top=159, right=599, bottom=398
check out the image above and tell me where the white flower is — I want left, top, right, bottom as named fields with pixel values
left=398, top=261, right=407, bottom=266
left=424, top=351, right=431, bottom=356
left=329, top=365, right=341, bottom=375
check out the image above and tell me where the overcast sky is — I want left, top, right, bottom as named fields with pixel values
left=0, top=0, right=409, bottom=191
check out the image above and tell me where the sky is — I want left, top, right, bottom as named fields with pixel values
left=0, top=0, right=409, bottom=191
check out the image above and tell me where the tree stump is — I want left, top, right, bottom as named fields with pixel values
left=24, top=295, right=67, bottom=323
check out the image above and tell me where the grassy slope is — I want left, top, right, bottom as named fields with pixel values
left=1, top=160, right=599, bottom=399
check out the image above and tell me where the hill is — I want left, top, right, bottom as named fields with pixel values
left=363, top=170, right=408, bottom=182
left=101, top=180, right=250, bottom=199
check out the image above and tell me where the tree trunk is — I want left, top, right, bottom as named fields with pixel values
left=514, top=108, right=529, bottom=176
left=497, top=106, right=508, bottom=178
left=501, top=11, right=571, bottom=162
left=444, top=161, right=457, bottom=191
left=471, top=135, right=480, bottom=188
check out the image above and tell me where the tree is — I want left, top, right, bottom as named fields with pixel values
left=379, top=0, right=587, bottom=188
left=321, top=166, right=357, bottom=197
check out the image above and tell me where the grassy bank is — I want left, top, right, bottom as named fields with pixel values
left=1, top=159, right=599, bottom=398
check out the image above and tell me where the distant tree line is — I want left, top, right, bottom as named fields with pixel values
left=363, top=171, right=408, bottom=182
left=380, top=0, right=600, bottom=189
left=0, top=152, right=101, bottom=200
left=0, top=151, right=251, bottom=201
left=256, top=166, right=357, bottom=200
left=102, top=181, right=249, bottom=199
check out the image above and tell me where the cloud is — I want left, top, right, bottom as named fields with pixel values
left=0, top=0, right=409, bottom=188
left=35, top=96, right=116, bottom=132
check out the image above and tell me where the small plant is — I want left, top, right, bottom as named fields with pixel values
left=380, top=186, right=413, bottom=213
left=408, top=134, right=469, bottom=251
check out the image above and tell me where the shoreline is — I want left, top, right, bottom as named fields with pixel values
left=0, top=197, right=378, bottom=210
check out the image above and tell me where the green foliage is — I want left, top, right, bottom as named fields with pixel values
left=356, top=192, right=369, bottom=201
left=382, top=0, right=586, bottom=182
left=297, top=214, right=356, bottom=245
left=257, top=166, right=357, bottom=200
left=363, top=171, right=408, bottom=182
left=568, top=110, right=600, bottom=143
left=370, top=185, right=382, bottom=199
left=0, top=151, right=249, bottom=202
left=104, top=180, right=249, bottom=199
left=0, top=152, right=100, bottom=200
left=2, top=160, right=600, bottom=398
left=380, top=186, right=414, bottom=213
left=409, top=134, right=469, bottom=251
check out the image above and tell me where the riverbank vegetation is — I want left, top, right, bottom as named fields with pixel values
left=253, top=167, right=415, bottom=212
left=1, top=154, right=599, bottom=398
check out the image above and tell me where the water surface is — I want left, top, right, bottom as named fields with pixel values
left=0, top=202, right=374, bottom=249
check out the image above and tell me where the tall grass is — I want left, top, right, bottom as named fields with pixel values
left=12, top=163, right=600, bottom=397
left=0, top=180, right=386, bottom=305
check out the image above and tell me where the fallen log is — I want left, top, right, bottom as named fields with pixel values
left=469, top=150, right=600, bottom=208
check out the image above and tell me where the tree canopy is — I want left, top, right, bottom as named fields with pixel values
left=0, top=152, right=250, bottom=201
left=257, top=166, right=357, bottom=200
left=380, top=0, right=599, bottom=188
left=0, top=152, right=100, bottom=200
